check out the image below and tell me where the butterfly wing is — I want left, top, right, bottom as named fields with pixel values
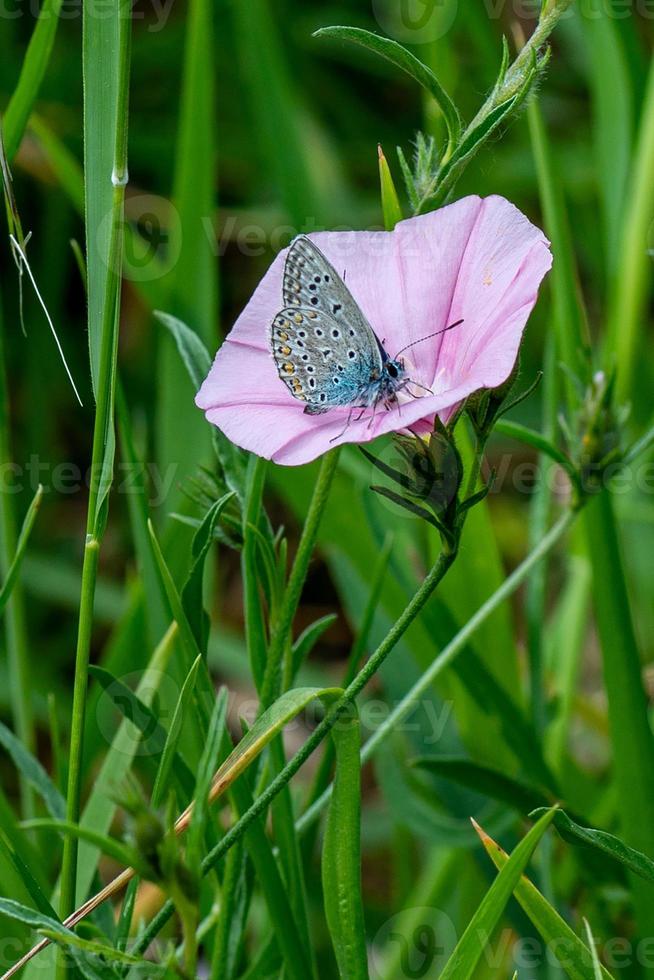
left=271, top=307, right=381, bottom=413
left=270, top=236, right=384, bottom=413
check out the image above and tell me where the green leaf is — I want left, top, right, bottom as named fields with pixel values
left=182, top=495, right=234, bottom=652
left=439, top=808, right=557, bottom=980
left=155, top=0, right=217, bottom=516
left=19, top=819, right=151, bottom=880
left=83, top=0, right=120, bottom=396
left=378, top=145, right=403, bottom=231
left=0, top=830, right=57, bottom=919
left=147, top=519, right=204, bottom=675
left=154, top=310, right=247, bottom=499
left=88, top=663, right=195, bottom=802
left=0, top=720, right=65, bottom=819
left=291, top=614, right=338, bottom=680
left=322, top=709, right=369, bottom=979
left=531, top=807, right=654, bottom=884
left=584, top=919, right=605, bottom=980
left=2, top=0, right=64, bottom=161
left=187, top=689, right=228, bottom=870
left=479, top=827, right=615, bottom=980
left=0, top=898, right=135, bottom=978
left=0, top=485, right=43, bottom=616
left=71, top=625, right=179, bottom=911
left=241, top=455, right=268, bottom=691
left=150, top=657, right=201, bottom=809
left=495, top=419, right=579, bottom=485
left=315, top=27, right=461, bottom=149
left=413, top=756, right=551, bottom=814
left=153, top=310, right=211, bottom=395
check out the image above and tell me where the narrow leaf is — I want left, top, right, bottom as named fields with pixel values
left=315, top=27, right=461, bottom=147
left=479, top=827, right=614, bottom=980
left=378, top=145, right=403, bottom=231
left=322, top=710, right=369, bottom=979
left=0, top=721, right=65, bottom=819
left=439, top=808, right=557, bottom=980
left=531, top=807, right=654, bottom=884
left=0, top=485, right=43, bottom=616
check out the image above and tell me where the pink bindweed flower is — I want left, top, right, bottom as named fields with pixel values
left=196, top=195, right=552, bottom=466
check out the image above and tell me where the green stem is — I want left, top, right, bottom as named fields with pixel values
left=259, top=449, right=340, bottom=709
left=58, top=0, right=131, bottom=942
left=526, top=333, right=557, bottom=735
left=58, top=537, right=100, bottom=925
left=242, top=455, right=268, bottom=690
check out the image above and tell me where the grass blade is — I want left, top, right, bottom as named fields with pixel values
left=0, top=485, right=43, bottom=616
left=0, top=721, right=65, bottom=820
left=150, top=656, right=202, bottom=809
left=477, top=824, right=615, bottom=980
left=607, top=57, right=654, bottom=408
left=2, top=0, right=64, bottom=161
left=439, top=808, right=557, bottom=980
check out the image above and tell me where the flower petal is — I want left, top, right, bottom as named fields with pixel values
left=196, top=195, right=552, bottom=466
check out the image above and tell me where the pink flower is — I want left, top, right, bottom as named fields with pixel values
left=196, top=195, right=552, bottom=466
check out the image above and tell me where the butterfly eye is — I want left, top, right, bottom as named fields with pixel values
left=387, top=363, right=398, bottom=379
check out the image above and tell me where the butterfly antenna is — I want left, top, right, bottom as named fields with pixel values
left=394, top=318, right=464, bottom=358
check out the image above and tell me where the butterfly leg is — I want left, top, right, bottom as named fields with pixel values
left=329, top=405, right=356, bottom=443
left=406, top=377, right=434, bottom=396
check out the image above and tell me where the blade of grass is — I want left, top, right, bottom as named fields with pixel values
left=578, top=0, right=633, bottom=281
left=59, top=0, right=132, bottom=943
left=157, top=0, right=217, bottom=512
left=438, top=809, right=557, bottom=980
left=115, top=383, right=168, bottom=650
left=0, top=485, right=43, bottom=616
left=2, top=0, right=64, bottom=162
left=0, top=721, right=65, bottom=820
left=607, top=56, right=654, bottom=409
left=242, top=456, right=268, bottom=690
left=477, top=824, right=615, bottom=980
left=150, top=656, right=202, bottom=808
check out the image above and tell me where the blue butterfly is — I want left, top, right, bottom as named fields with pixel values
left=270, top=236, right=461, bottom=426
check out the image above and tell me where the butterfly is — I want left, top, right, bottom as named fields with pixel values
left=270, top=236, right=462, bottom=426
